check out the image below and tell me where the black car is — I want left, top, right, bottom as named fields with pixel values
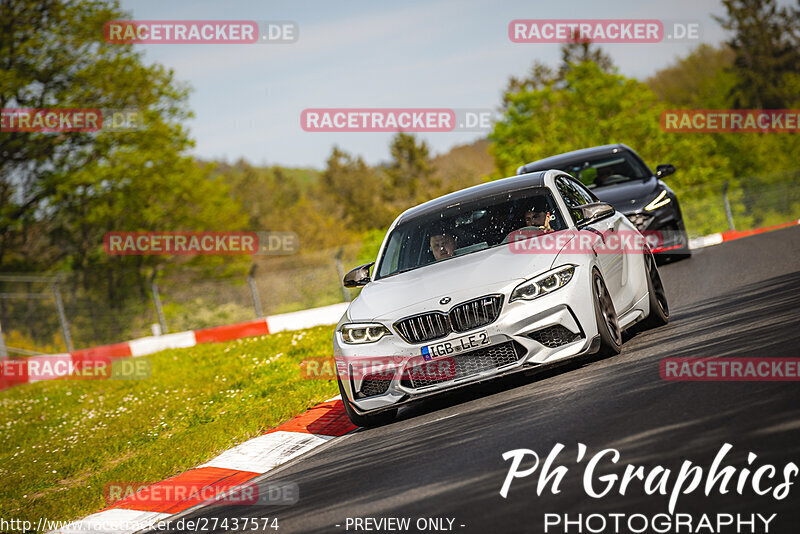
left=516, top=144, right=690, bottom=259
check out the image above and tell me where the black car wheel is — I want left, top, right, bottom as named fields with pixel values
left=592, top=269, right=622, bottom=357
left=639, top=251, right=670, bottom=329
left=337, top=377, right=397, bottom=427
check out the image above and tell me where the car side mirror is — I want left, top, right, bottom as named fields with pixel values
left=343, top=262, right=374, bottom=288
left=576, top=202, right=615, bottom=227
left=656, top=164, right=676, bottom=178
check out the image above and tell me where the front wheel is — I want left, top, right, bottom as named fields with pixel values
left=337, top=377, right=397, bottom=427
left=592, top=270, right=622, bottom=357
left=639, top=251, right=669, bottom=329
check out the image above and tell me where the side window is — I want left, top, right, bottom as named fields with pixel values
left=571, top=179, right=599, bottom=204
left=556, top=176, right=588, bottom=223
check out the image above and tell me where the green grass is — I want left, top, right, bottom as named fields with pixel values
left=0, top=325, right=338, bottom=531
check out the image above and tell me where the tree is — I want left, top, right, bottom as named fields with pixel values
left=318, top=147, right=392, bottom=232
left=503, top=40, right=613, bottom=109
left=714, top=0, right=800, bottom=108
left=0, top=0, right=249, bottom=344
left=646, top=44, right=738, bottom=108
left=384, top=133, right=433, bottom=207
left=647, top=39, right=800, bottom=210
left=0, top=0, right=247, bottom=265
left=491, top=60, right=735, bottom=235
left=559, top=40, right=614, bottom=78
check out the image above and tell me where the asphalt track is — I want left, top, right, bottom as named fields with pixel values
left=153, top=226, right=800, bottom=534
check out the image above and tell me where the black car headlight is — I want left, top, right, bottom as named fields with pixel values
left=645, top=190, right=671, bottom=211
left=510, top=265, right=575, bottom=302
left=340, top=323, right=391, bottom=344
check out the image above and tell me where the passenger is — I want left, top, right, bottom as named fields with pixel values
left=524, top=202, right=553, bottom=232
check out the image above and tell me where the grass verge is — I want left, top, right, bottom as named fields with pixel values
left=0, top=325, right=338, bottom=531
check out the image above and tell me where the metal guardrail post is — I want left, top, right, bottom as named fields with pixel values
left=0, top=321, right=8, bottom=359
left=723, top=180, right=736, bottom=231
left=52, top=274, right=74, bottom=352
left=248, top=264, right=263, bottom=318
left=150, top=269, right=167, bottom=335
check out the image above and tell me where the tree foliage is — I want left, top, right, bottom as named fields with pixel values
left=646, top=44, right=738, bottom=108
left=492, top=57, right=733, bottom=235
left=0, top=0, right=247, bottom=315
left=384, top=133, right=434, bottom=207
left=715, top=0, right=800, bottom=108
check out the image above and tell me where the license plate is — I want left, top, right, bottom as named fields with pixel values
left=422, top=330, right=490, bottom=360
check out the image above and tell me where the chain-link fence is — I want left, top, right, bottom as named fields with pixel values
left=677, top=168, right=800, bottom=237
left=0, top=242, right=366, bottom=354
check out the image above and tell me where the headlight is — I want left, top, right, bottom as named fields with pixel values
left=645, top=190, right=671, bottom=211
left=510, top=265, right=575, bottom=302
left=340, top=323, right=391, bottom=344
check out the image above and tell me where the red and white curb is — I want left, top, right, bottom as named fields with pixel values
left=54, top=395, right=355, bottom=534
left=1, top=302, right=349, bottom=390
left=688, top=219, right=800, bottom=250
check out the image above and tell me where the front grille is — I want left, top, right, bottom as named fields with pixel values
left=394, top=312, right=449, bottom=344
left=394, top=294, right=504, bottom=344
left=449, top=295, right=504, bottom=333
left=401, top=341, right=521, bottom=389
left=529, top=325, right=580, bottom=348
left=356, top=372, right=393, bottom=398
left=627, top=213, right=653, bottom=231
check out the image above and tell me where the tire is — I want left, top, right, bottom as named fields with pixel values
left=658, top=225, right=691, bottom=263
left=668, top=227, right=692, bottom=260
left=337, top=377, right=397, bottom=427
left=639, top=250, right=670, bottom=329
left=592, top=269, right=622, bottom=357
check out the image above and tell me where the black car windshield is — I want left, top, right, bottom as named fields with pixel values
left=375, top=187, right=565, bottom=279
left=547, top=151, right=650, bottom=189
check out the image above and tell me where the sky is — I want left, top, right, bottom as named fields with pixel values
left=118, top=0, right=739, bottom=169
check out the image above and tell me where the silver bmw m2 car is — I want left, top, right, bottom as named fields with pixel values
left=333, top=170, right=669, bottom=426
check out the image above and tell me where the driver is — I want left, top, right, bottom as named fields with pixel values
left=595, top=166, right=614, bottom=187
left=429, top=227, right=457, bottom=261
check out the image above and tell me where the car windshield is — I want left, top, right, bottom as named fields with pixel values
left=375, top=187, right=565, bottom=279
left=548, top=151, right=650, bottom=189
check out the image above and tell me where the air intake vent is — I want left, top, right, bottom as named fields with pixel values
left=529, top=325, right=580, bottom=348
left=627, top=213, right=653, bottom=231
left=356, top=372, right=394, bottom=398
left=401, top=341, right=521, bottom=389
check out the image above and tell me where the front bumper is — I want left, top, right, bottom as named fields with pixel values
left=333, top=269, right=599, bottom=415
left=624, top=205, right=686, bottom=253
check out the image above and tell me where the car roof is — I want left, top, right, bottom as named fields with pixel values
left=396, top=171, right=549, bottom=225
left=516, top=143, right=633, bottom=175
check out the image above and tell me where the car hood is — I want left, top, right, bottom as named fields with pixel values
left=349, top=236, right=574, bottom=321
left=593, top=178, right=661, bottom=213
